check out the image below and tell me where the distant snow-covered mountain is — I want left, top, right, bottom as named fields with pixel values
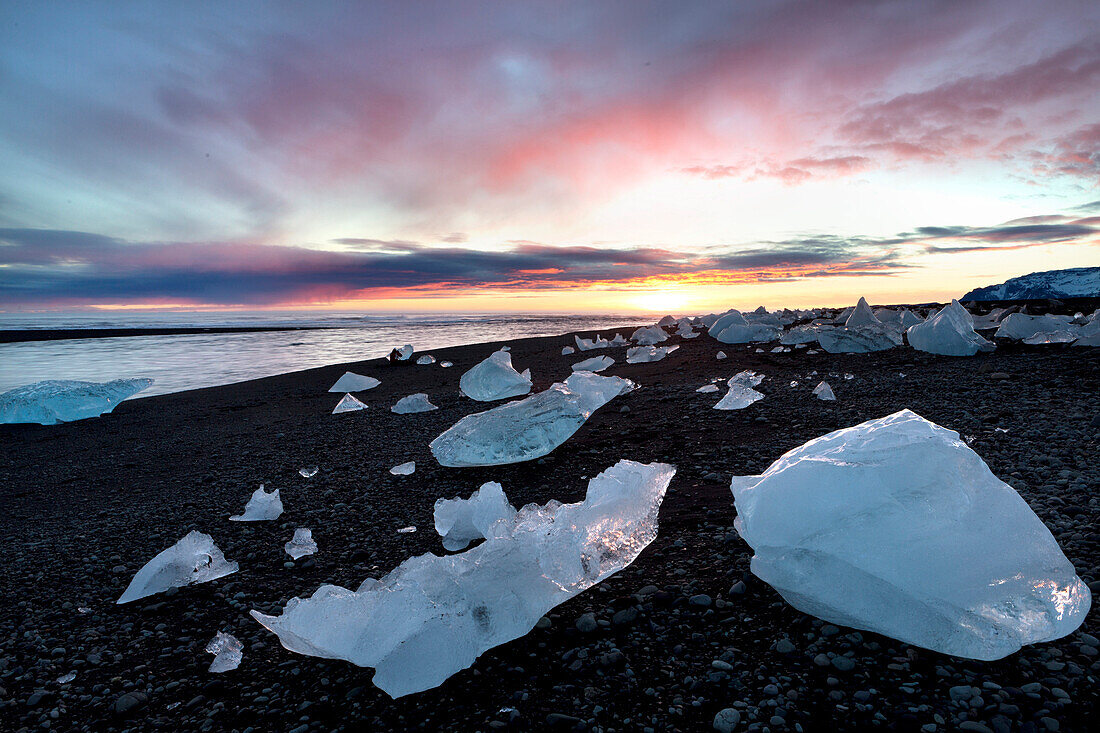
left=962, top=267, right=1100, bottom=301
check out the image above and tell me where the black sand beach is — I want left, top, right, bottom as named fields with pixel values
left=1, top=323, right=1098, bottom=732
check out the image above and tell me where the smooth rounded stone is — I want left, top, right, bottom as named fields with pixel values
left=831, top=655, right=856, bottom=672
left=711, top=660, right=734, bottom=671
left=728, top=581, right=746, bottom=596
left=689, top=594, right=712, bottom=607
left=576, top=613, right=598, bottom=633
left=113, top=691, right=149, bottom=715
left=713, top=707, right=741, bottom=732
left=775, top=639, right=796, bottom=654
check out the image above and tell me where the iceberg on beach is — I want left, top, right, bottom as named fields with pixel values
left=391, top=393, right=439, bottom=414
left=781, top=325, right=825, bottom=345
left=812, top=381, right=836, bottom=401
left=0, top=378, right=154, bottom=425
left=630, top=326, right=669, bottom=345
left=625, top=345, right=679, bottom=363
left=431, top=372, right=635, bottom=467
left=708, top=310, right=782, bottom=344
left=205, top=632, right=243, bottom=673
left=285, top=528, right=318, bottom=560
left=230, top=485, right=284, bottom=522
left=731, top=409, right=1091, bottom=660
left=390, top=461, right=416, bottom=475
left=816, top=299, right=902, bottom=353
left=609, top=333, right=629, bottom=346
left=994, top=313, right=1074, bottom=341
left=459, top=351, right=532, bottom=402
left=572, top=355, right=614, bottom=372
left=575, top=334, right=612, bottom=351
left=328, top=372, right=380, bottom=392
left=117, top=531, right=238, bottom=604
left=433, top=482, right=517, bottom=551
left=907, top=300, right=994, bottom=356
left=388, top=344, right=414, bottom=362
left=332, top=393, right=367, bottom=413
left=251, top=460, right=675, bottom=697
left=1023, top=329, right=1080, bottom=345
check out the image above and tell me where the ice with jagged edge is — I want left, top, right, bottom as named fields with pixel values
left=434, top=482, right=517, bottom=551
left=416, top=355, right=436, bottom=365
left=816, top=297, right=901, bottom=353
left=575, top=334, right=611, bottom=351
left=251, top=460, right=675, bottom=697
left=708, top=310, right=782, bottom=344
left=714, top=370, right=765, bottom=410
left=390, top=461, right=416, bottom=475
left=332, top=393, right=367, bottom=413
left=392, top=344, right=414, bottom=361
left=625, top=345, right=679, bottom=363
left=907, top=300, right=994, bottom=356
left=781, top=324, right=825, bottom=345
left=117, top=531, right=238, bottom=604
left=230, top=485, right=284, bottom=522
left=0, top=378, right=154, bottom=425
left=731, top=409, right=1091, bottom=660
left=572, top=355, right=614, bottom=372
left=285, top=528, right=318, bottom=560
left=206, top=632, right=243, bottom=673
left=630, top=326, right=669, bottom=345
left=994, top=313, right=1075, bottom=341
left=1023, top=330, right=1080, bottom=345
left=812, top=381, right=836, bottom=401
left=430, top=372, right=636, bottom=467
left=459, top=350, right=532, bottom=401
left=391, top=393, right=439, bottom=414
left=561, top=346, right=575, bottom=355
left=328, top=372, right=380, bottom=393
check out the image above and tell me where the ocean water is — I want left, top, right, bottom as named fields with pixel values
left=0, top=312, right=641, bottom=397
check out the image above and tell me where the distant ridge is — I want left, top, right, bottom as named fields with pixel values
left=962, top=267, right=1100, bottom=301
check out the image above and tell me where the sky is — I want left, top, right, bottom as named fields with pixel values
left=0, top=0, right=1098, bottom=314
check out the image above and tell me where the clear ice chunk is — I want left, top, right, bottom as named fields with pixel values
left=299, top=466, right=319, bottom=478
left=0, top=378, right=154, bottom=425
left=440, top=361, right=454, bottom=368
left=630, top=326, right=669, bottom=345
left=390, top=461, right=416, bottom=475
left=327, top=372, right=380, bottom=393
left=459, top=351, right=533, bottom=401
left=389, top=344, right=415, bottom=361
left=716, top=351, right=727, bottom=360
left=430, top=372, right=636, bottom=466
left=416, top=355, right=436, bottom=365
left=572, top=355, right=614, bottom=372
left=562, top=346, right=576, bottom=355
left=696, top=384, right=720, bottom=393
left=397, top=526, right=417, bottom=534
left=433, top=482, right=518, bottom=551
left=57, top=672, right=76, bottom=684
left=285, top=528, right=318, bottom=560
left=995, top=313, right=1075, bottom=341
left=117, top=531, right=238, bottom=604
left=205, top=632, right=243, bottom=673
left=391, top=393, right=439, bottom=414
left=625, top=345, right=679, bottom=363
left=907, top=300, right=994, bottom=356
left=251, top=460, right=675, bottom=697
left=708, top=310, right=782, bottom=344
left=730, top=409, right=1092, bottom=660
left=332, top=393, right=367, bottom=413
left=575, top=334, right=611, bottom=351
left=230, top=485, right=284, bottom=522
left=812, top=381, right=836, bottom=401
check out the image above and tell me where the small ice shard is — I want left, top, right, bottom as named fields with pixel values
left=332, top=393, right=367, bottom=414
left=117, top=531, right=238, bottom=604
left=285, top=528, right=318, bottom=560
left=230, top=485, right=284, bottom=522
left=844, top=373, right=854, bottom=379
left=433, top=482, right=518, bottom=551
left=572, top=355, right=614, bottom=372
left=327, top=372, right=380, bottom=393
left=625, top=345, right=679, bottom=363
left=299, top=466, right=319, bottom=478
left=630, top=325, right=669, bottom=345
left=770, top=346, right=784, bottom=353
left=78, top=607, right=92, bottom=614
left=440, top=361, right=454, bottom=368
left=562, top=346, right=576, bottom=355
left=459, top=351, right=532, bottom=401
left=416, top=355, right=436, bottom=365
left=57, top=672, right=76, bottom=684
left=907, top=301, right=994, bottom=356
left=0, top=378, right=154, bottom=425
left=390, top=461, right=416, bottom=475
left=730, top=409, right=1092, bottom=660
left=397, top=526, right=417, bottom=534
left=812, top=381, right=836, bottom=401
left=714, top=380, right=764, bottom=410
left=205, top=632, right=243, bottom=673
left=716, top=351, right=727, bottom=360
left=501, top=346, right=511, bottom=351
left=521, top=368, right=531, bottom=380
left=251, top=460, right=675, bottom=697
left=430, top=372, right=636, bottom=467
left=708, top=310, right=782, bottom=344
left=391, top=393, right=439, bottom=414
left=730, top=370, right=764, bottom=388
left=789, top=380, right=799, bottom=387
left=388, top=345, right=415, bottom=361
left=696, top=384, right=720, bottom=393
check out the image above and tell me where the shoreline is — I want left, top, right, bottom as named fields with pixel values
left=0, top=326, right=340, bottom=343
left=1, top=325, right=1097, bottom=731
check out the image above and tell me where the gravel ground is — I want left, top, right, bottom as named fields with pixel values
left=1, top=318, right=1097, bottom=732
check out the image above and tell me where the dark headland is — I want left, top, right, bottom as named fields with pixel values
left=1, top=309, right=1098, bottom=732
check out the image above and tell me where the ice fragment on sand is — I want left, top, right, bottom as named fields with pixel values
left=390, top=461, right=416, bottom=475
left=730, top=409, right=1091, bottom=660
left=230, top=485, right=284, bottom=522
left=430, top=372, right=635, bottom=467
left=440, top=361, right=453, bottom=368
left=0, top=378, right=153, bottom=425
left=713, top=371, right=764, bottom=410
left=117, top=531, right=237, bottom=604
left=1023, top=330, right=1079, bottom=345
left=388, top=344, right=414, bottom=361
left=630, top=326, right=669, bottom=345
left=562, top=346, right=575, bottom=355
left=285, top=528, right=318, bottom=560
left=696, top=384, right=720, bottom=393
left=332, top=393, right=367, bottom=413
left=625, top=345, right=679, bottom=363
left=812, top=381, right=836, bottom=401
left=907, top=300, right=994, bottom=356
left=397, top=526, right=417, bottom=534
left=433, top=482, right=517, bottom=551
left=328, top=372, right=380, bottom=393
left=57, top=672, right=76, bottom=684
left=391, top=393, right=439, bottom=414
left=575, top=334, right=611, bottom=351
left=416, top=355, right=436, bottom=365
left=995, top=313, right=1074, bottom=341
left=205, top=632, right=243, bottom=673
left=572, top=355, right=614, bottom=372
left=716, top=351, right=727, bottom=360
left=708, top=310, right=781, bottom=344
left=299, top=466, right=318, bottom=478
left=459, top=350, right=532, bottom=401
left=252, top=460, right=674, bottom=697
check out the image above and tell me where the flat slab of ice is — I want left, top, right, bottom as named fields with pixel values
left=572, top=355, right=614, bottom=372
left=0, top=378, right=154, bottom=425
left=390, top=461, right=416, bottom=475
left=459, top=350, right=533, bottom=402
left=328, top=372, right=380, bottom=393
left=391, top=393, right=439, bottom=414
left=731, top=409, right=1091, bottom=660
left=230, top=485, right=284, bottom=522
left=625, top=345, right=679, bottom=363
left=251, top=460, right=675, bottom=697
left=117, top=531, right=238, bottom=604
left=332, top=393, right=367, bottom=413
